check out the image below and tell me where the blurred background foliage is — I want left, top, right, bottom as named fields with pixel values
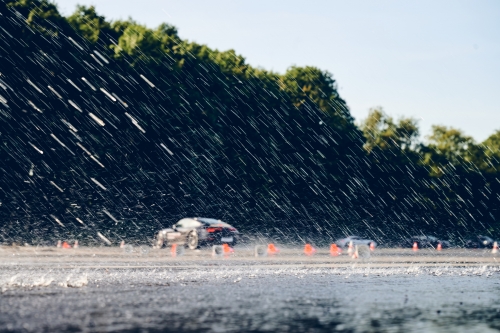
left=1, top=0, right=499, bottom=244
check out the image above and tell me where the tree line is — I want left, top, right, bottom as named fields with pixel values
left=0, top=0, right=498, bottom=244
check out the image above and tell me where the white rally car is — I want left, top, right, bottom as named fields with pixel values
left=155, top=217, right=239, bottom=250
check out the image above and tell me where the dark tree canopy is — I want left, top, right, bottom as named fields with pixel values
left=0, top=0, right=499, bottom=245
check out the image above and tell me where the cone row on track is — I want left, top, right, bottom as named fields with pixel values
left=212, top=244, right=234, bottom=257
left=347, top=241, right=354, bottom=255
left=56, top=240, right=80, bottom=249
left=304, top=244, right=316, bottom=256
left=254, top=245, right=267, bottom=257
left=51, top=242, right=493, bottom=256
left=254, top=244, right=279, bottom=257
left=223, top=244, right=234, bottom=254
left=267, top=243, right=279, bottom=255
left=352, top=246, right=358, bottom=259
left=353, top=245, right=371, bottom=260
left=330, top=244, right=341, bottom=256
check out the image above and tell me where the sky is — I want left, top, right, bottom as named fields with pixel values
left=58, top=0, right=500, bottom=142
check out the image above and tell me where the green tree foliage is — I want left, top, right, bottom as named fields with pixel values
left=207, top=49, right=248, bottom=76
left=464, top=130, right=500, bottom=174
left=280, top=66, right=354, bottom=131
left=67, top=5, right=115, bottom=43
left=1, top=0, right=499, bottom=241
left=421, top=126, right=476, bottom=176
left=6, top=0, right=68, bottom=35
left=483, top=131, right=500, bottom=153
left=112, top=22, right=179, bottom=61
left=361, top=107, right=420, bottom=154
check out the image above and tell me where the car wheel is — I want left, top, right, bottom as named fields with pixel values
left=187, top=231, right=199, bottom=250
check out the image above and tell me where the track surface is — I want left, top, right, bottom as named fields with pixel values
left=1, top=246, right=499, bottom=267
left=1, top=246, right=500, bottom=332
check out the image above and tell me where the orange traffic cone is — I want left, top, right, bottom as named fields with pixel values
left=304, top=244, right=316, bottom=256
left=330, top=244, right=340, bottom=256
left=352, top=245, right=359, bottom=259
left=347, top=241, right=354, bottom=255
left=222, top=243, right=234, bottom=254
left=413, top=242, right=418, bottom=251
left=267, top=243, right=279, bottom=255
left=62, top=241, right=71, bottom=249
left=171, top=244, right=177, bottom=257
left=369, top=242, right=375, bottom=252
left=56, top=240, right=61, bottom=248
left=74, top=240, right=79, bottom=249
left=492, top=242, right=498, bottom=254
left=436, top=243, right=442, bottom=251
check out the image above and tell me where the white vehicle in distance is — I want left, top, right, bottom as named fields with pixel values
left=335, top=236, right=377, bottom=249
left=155, top=217, right=239, bottom=250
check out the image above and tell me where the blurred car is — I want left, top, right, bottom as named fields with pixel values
left=335, top=236, right=377, bottom=248
left=155, top=217, right=239, bottom=250
left=403, top=235, right=451, bottom=249
left=465, top=235, right=497, bottom=249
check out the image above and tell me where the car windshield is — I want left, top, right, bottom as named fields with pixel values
left=195, top=217, right=233, bottom=228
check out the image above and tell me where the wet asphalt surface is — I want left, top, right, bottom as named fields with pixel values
left=1, top=247, right=500, bottom=332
